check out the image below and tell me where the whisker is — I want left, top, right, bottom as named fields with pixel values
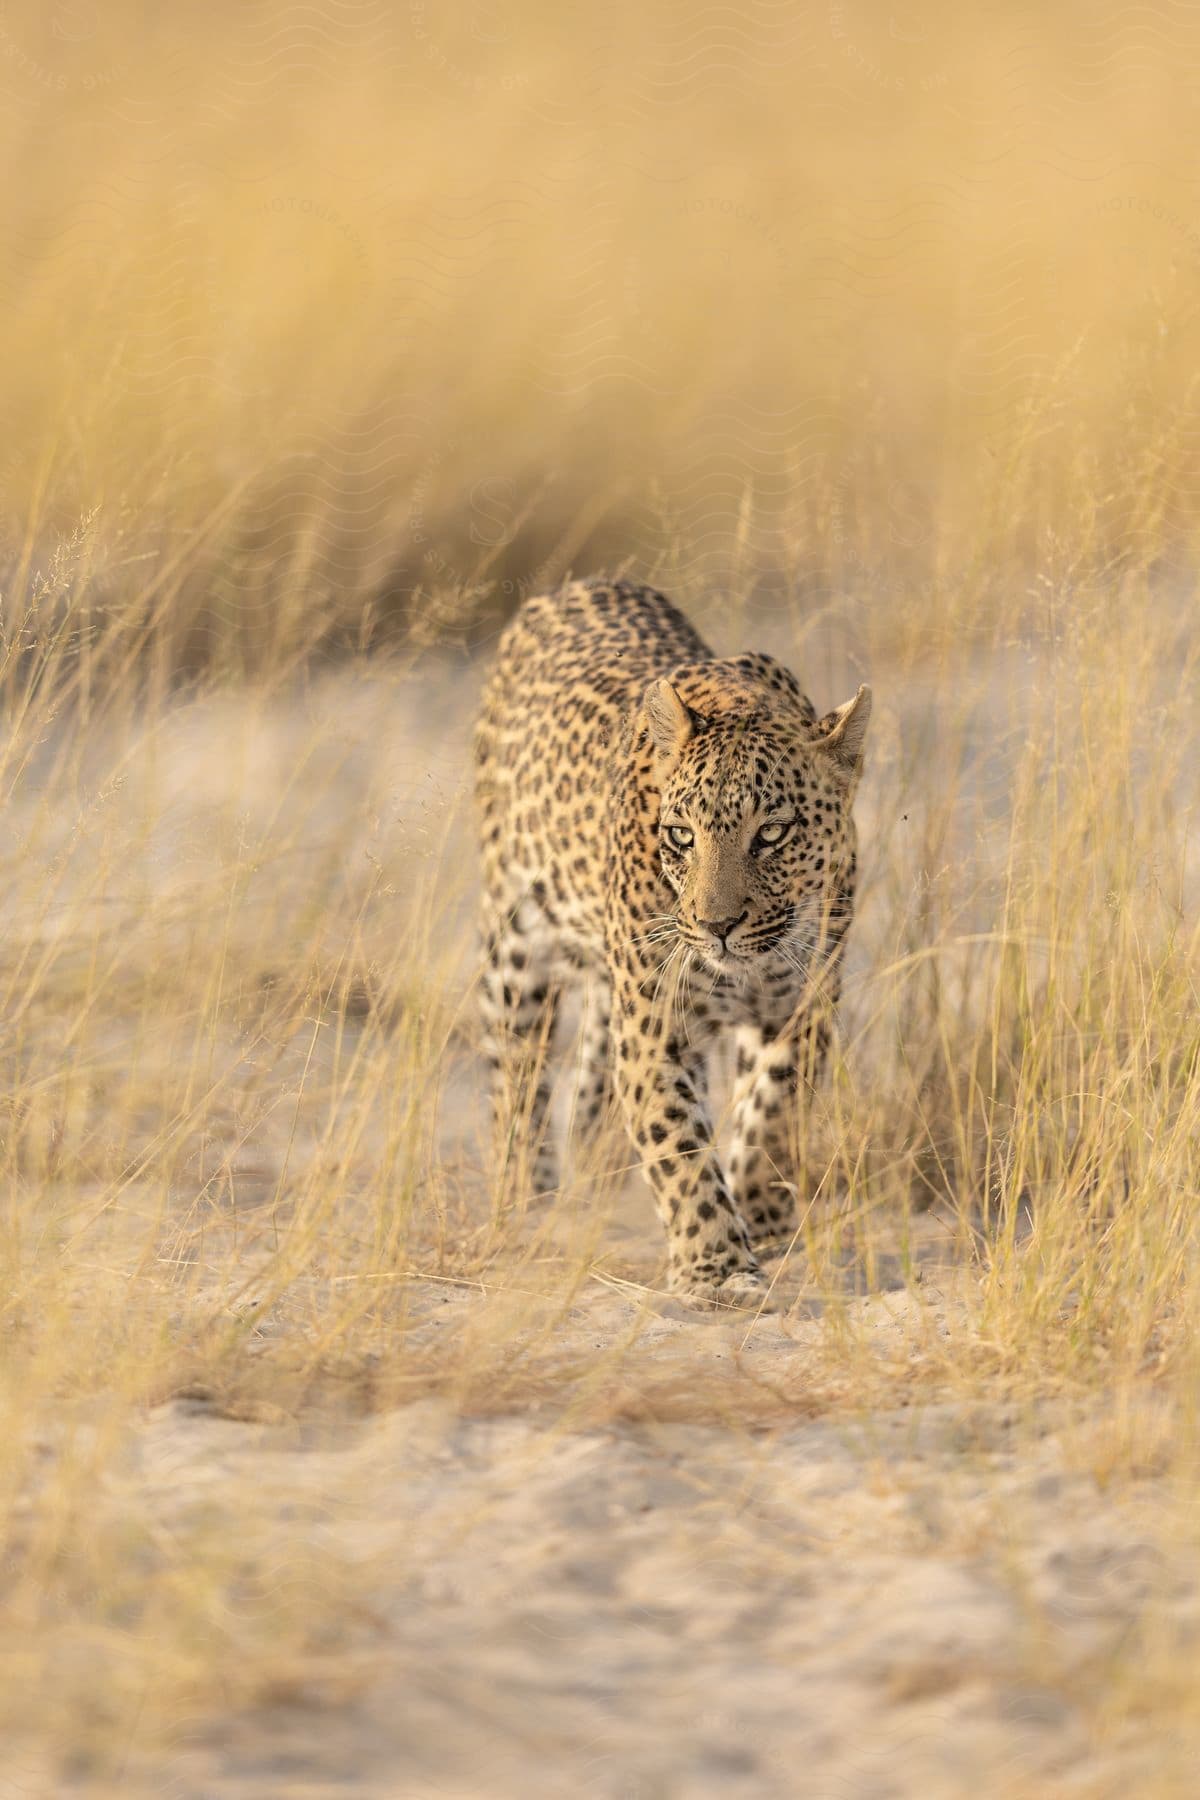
left=644, top=935, right=682, bottom=1000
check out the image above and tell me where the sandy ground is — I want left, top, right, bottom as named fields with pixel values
left=26, top=1261, right=1195, bottom=1799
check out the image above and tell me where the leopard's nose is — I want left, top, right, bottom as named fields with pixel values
left=697, top=909, right=748, bottom=945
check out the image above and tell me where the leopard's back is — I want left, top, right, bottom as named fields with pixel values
left=473, top=577, right=710, bottom=934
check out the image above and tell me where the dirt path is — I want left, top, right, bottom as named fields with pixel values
left=54, top=1273, right=1192, bottom=1799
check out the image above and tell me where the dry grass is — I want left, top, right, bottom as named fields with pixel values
left=0, top=2, right=1198, bottom=1793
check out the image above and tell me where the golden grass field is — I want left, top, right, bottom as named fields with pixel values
left=1, top=1, right=1199, bottom=1793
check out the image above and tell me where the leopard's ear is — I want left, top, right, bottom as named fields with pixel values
left=813, top=684, right=871, bottom=778
left=643, top=678, right=694, bottom=760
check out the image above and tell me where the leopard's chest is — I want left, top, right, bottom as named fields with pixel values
left=672, top=962, right=802, bottom=1038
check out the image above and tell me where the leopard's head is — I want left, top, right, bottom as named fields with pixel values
left=644, top=668, right=871, bottom=977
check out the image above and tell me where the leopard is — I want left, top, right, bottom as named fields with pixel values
left=472, top=576, right=871, bottom=1307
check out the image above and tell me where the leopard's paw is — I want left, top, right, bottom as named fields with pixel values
left=670, top=1266, right=775, bottom=1313
left=713, top=1268, right=776, bottom=1311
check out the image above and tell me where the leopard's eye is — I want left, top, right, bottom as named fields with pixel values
left=664, top=823, right=694, bottom=851
left=753, top=820, right=790, bottom=851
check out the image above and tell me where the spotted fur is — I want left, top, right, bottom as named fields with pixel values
left=473, top=578, right=871, bottom=1306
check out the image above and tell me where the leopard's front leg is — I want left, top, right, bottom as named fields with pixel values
left=729, top=999, right=835, bottom=1246
left=611, top=1013, right=761, bottom=1305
